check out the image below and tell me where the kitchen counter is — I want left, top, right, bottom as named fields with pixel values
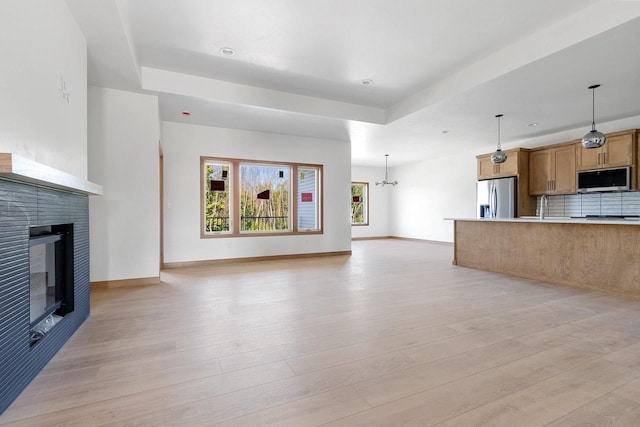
left=446, top=217, right=640, bottom=225
left=448, top=218, right=640, bottom=298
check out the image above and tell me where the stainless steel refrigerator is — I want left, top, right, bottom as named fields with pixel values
left=477, top=177, right=516, bottom=219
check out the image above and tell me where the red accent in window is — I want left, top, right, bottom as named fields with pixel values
left=210, top=180, right=225, bottom=191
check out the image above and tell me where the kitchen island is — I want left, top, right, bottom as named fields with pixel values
left=449, top=217, right=640, bottom=298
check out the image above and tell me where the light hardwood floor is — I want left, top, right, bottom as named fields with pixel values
left=2, top=239, right=640, bottom=426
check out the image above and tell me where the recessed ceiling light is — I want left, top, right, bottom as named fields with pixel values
left=220, top=47, right=235, bottom=56
left=360, top=79, right=373, bottom=86
left=181, top=110, right=191, bottom=116
left=528, top=122, right=539, bottom=127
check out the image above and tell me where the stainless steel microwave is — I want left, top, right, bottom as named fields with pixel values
left=577, top=167, right=631, bottom=193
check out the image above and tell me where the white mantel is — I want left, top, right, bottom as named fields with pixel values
left=0, top=153, right=102, bottom=195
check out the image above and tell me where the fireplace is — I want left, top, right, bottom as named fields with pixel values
left=0, top=153, right=102, bottom=415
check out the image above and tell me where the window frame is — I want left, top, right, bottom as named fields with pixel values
left=202, top=160, right=233, bottom=235
left=351, top=182, right=369, bottom=226
left=201, top=156, right=323, bottom=238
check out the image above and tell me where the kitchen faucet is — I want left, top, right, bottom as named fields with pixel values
left=539, top=194, right=548, bottom=220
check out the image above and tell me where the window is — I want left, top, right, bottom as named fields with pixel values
left=202, top=157, right=322, bottom=237
left=297, top=167, right=320, bottom=231
left=240, top=164, right=290, bottom=232
left=203, top=160, right=232, bottom=233
left=351, top=182, right=368, bottom=225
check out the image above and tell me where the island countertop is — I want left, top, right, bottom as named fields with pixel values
left=446, top=217, right=640, bottom=226
left=449, top=218, right=640, bottom=298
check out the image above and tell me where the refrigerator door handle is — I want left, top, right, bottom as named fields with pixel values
left=489, top=182, right=493, bottom=218
left=490, top=183, right=497, bottom=218
left=493, top=183, right=498, bottom=218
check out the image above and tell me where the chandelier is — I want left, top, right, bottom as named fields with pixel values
left=375, top=154, right=398, bottom=186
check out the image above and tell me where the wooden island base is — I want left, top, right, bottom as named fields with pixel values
left=453, top=219, right=640, bottom=298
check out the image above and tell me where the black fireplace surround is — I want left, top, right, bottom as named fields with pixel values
left=0, top=178, right=90, bottom=414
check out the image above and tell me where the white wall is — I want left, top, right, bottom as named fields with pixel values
left=0, top=1, right=88, bottom=178
left=162, top=122, right=351, bottom=263
left=350, top=166, right=391, bottom=238
left=390, top=153, right=477, bottom=242
left=88, top=87, right=160, bottom=281
left=390, top=115, right=640, bottom=243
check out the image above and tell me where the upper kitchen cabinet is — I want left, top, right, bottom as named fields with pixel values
left=477, top=148, right=520, bottom=180
left=529, top=143, right=576, bottom=195
left=477, top=148, right=536, bottom=216
left=576, top=130, right=636, bottom=171
left=528, top=149, right=548, bottom=195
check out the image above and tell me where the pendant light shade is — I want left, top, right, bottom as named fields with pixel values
left=581, top=84, right=606, bottom=149
left=490, top=114, right=507, bottom=164
left=375, top=154, right=398, bottom=186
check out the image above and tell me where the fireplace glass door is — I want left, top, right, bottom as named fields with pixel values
left=29, top=224, right=74, bottom=345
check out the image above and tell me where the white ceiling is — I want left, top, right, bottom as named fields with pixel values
left=66, top=0, right=640, bottom=166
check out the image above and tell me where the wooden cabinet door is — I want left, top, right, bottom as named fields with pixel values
left=477, top=149, right=520, bottom=179
left=499, top=152, right=518, bottom=176
left=529, top=149, right=549, bottom=195
left=477, top=155, right=494, bottom=180
left=576, top=144, right=600, bottom=170
left=550, top=145, right=576, bottom=194
left=577, top=133, right=633, bottom=170
left=603, top=134, right=633, bottom=167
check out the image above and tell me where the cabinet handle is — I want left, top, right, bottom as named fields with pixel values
left=603, top=153, right=606, bottom=164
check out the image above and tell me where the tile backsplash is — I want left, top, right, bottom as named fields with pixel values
left=537, top=192, right=640, bottom=217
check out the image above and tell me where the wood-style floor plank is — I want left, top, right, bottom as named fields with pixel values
left=213, top=386, right=370, bottom=427
left=1, top=240, right=640, bottom=426
left=435, top=343, right=640, bottom=426
left=546, top=393, right=640, bottom=426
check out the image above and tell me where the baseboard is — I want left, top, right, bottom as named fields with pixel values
left=389, top=236, right=454, bottom=245
left=351, top=236, right=453, bottom=245
left=162, top=250, right=352, bottom=269
left=351, top=236, right=392, bottom=241
left=91, top=276, right=161, bottom=289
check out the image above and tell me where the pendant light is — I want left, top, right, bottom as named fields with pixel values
left=375, top=154, right=398, bottom=186
left=490, top=114, right=507, bottom=164
left=581, top=84, right=606, bottom=149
